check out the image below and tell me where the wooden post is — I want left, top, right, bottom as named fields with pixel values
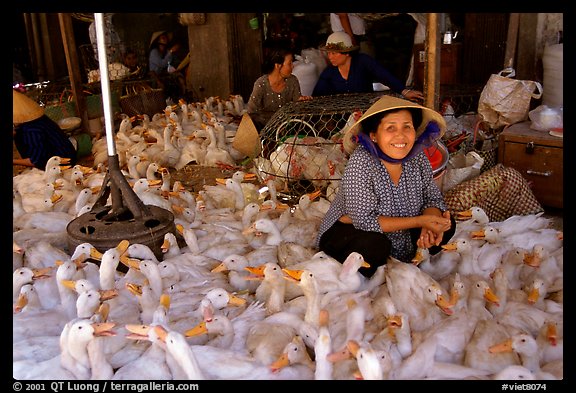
left=58, top=13, right=88, bottom=129
left=424, top=13, right=441, bottom=111
left=504, top=13, right=520, bottom=68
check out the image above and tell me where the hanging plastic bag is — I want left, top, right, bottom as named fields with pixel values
left=442, top=150, right=484, bottom=193
left=477, top=68, right=543, bottom=129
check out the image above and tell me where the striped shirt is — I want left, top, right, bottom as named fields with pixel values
left=14, top=115, right=77, bottom=170
left=316, top=145, right=446, bottom=262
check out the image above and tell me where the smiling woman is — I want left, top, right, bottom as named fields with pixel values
left=316, top=95, right=456, bottom=276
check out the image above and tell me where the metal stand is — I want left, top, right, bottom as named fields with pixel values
left=67, top=155, right=175, bottom=271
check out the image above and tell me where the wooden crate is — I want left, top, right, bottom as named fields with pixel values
left=498, top=121, right=563, bottom=208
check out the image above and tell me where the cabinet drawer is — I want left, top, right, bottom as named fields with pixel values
left=499, top=140, right=563, bottom=208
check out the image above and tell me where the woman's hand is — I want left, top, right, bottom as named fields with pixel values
left=338, top=214, right=353, bottom=224
left=418, top=210, right=451, bottom=248
left=402, top=89, right=424, bottom=101
left=417, top=228, right=441, bottom=249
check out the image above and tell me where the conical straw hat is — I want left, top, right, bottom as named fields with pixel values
left=233, top=113, right=261, bottom=158
left=13, top=90, right=45, bottom=123
left=149, top=31, right=170, bottom=48
left=343, top=95, right=446, bottom=154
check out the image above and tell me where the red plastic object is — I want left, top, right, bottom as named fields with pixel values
left=424, top=145, right=443, bottom=170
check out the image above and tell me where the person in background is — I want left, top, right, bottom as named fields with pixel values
left=123, top=49, right=140, bottom=73
left=329, top=13, right=373, bottom=56
left=316, top=95, right=456, bottom=277
left=312, top=32, right=423, bottom=101
left=12, top=89, right=77, bottom=170
left=89, top=13, right=125, bottom=63
left=121, top=48, right=145, bottom=81
left=148, top=31, right=186, bottom=100
left=148, top=31, right=178, bottom=75
left=246, top=42, right=312, bottom=130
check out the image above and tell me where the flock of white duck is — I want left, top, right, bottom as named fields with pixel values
left=13, top=95, right=564, bottom=381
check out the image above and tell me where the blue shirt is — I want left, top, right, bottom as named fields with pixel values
left=149, top=48, right=174, bottom=74
left=14, top=115, right=77, bottom=170
left=316, top=145, right=446, bottom=262
left=312, top=53, right=406, bottom=96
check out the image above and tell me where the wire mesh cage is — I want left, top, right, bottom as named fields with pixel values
left=22, top=79, right=80, bottom=122
left=79, top=41, right=148, bottom=84
left=254, top=92, right=399, bottom=203
left=19, top=77, right=123, bottom=122
left=438, top=85, right=484, bottom=156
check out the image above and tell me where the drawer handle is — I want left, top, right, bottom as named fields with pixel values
left=526, top=169, right=552, bottom=177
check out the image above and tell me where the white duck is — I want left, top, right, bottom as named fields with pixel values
left=132, top=178, right=175, bottom=212
left=19, top=240, right=71, bottom=270
left=210, top=254, right=262, bottom=293
left=245, top=262, right=294, bottom=314
left=14, top=155, right=71, bottom=196
left=162, top=325, right=310, bottom=380
left=537, top=320, right=563, bottom=365
left=489, top=333, right=559, bottom=379
left=12, top=284, right=70, bottom=343
left=174, top=136, right=206, bottom=170
left=415, top=277, right=499, bottom=365
left=13, top=318, right=116, bottom=380
left=411, top=246, right=459, bottom=281
left=114, top=322, right=172, bottom=380
left=492, top=365, right=536, bottom=380
left=203, top=124, right=236, bottom=167
left=223, top=170, right=260, bottom=204
left=184, top=301, right=266, bottom=353
left=384, top=257, right=453, bottom=333
left=314, top=309, right=334, bottom=380
left=202, top=177, right=246, bottom=211
left=346, top=339, right=385, bottom=380
left=267, top=335, right=315, bottom=378
left=156, top=124, right=182, bottom=168
left=463, top=318, right=521, bottom=374
left=441, top=238, right=486, bottom=278
left=62, top=318, right=117, bottom=379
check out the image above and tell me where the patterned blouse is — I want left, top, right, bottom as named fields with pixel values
left=315, top=145, right=447, bottom=262
left=246, top=74, right=302, bottom=127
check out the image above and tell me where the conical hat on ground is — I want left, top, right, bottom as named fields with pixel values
left=233, top=113, right=261, bottom=158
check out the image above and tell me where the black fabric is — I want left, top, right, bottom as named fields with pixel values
left=319, top=220, right=392, bottom=277
left=319, top=216, right=457, bottom=278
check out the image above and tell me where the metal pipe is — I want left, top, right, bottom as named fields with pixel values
left=94, top=13, right=117, bottom=157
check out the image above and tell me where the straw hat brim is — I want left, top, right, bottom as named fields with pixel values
left=232, top=113, right=262, bottom=158
left=343, top=95, right=446, bottom=154
left=319, top=43, right=359, bottom=53
left=149, top=31, right=167, bottom=48
left=13, top=90, right=45, bottom=124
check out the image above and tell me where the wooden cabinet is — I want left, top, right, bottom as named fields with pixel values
left=498, top=122, right=563, bottom=208
left=413, top=43, right=462, bottom=89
